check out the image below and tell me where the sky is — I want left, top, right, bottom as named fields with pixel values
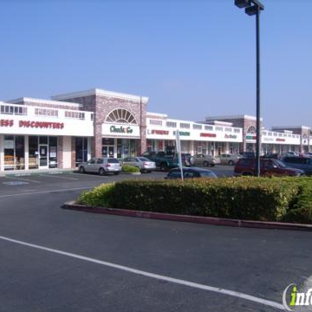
left=0, top=0, right=311, bottom=129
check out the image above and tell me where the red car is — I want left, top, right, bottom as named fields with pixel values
left=233, top=158, right=304, bottom=177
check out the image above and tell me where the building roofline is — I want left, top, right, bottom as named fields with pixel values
left=6, top=97, right=82, bottom=107
left=205, top=114, right=263, bottom=121
left=272, top=125, right=310, bottom=130
left=51, top=88, right=149, bottom=104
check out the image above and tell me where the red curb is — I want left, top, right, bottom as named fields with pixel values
left=61, top=201, right=312, bottom=232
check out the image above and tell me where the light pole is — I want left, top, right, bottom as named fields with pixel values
left=234, top=0, right=264, bottom=177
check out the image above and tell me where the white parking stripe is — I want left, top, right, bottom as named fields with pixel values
left=39, top=174, right=78, bottom=180
left=4, top=176, right=41, bottom=183
left=0, top=235, right=285, bottom=310
left=0, top=187, right=92, bottom=198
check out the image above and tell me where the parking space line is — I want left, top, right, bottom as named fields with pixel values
left=0, top=187, right=92, bottom=198
left=4, top=176, right=41, bottom=184
left=0, top=235, right=284, bottom=311
left=39, top=174, right=79, bottom=180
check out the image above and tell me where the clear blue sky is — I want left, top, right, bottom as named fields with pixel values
left=1, top=0, right=311, bottom=129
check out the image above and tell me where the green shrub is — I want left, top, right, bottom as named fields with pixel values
left=77, top=183, right=115, bottom=207
left=76, top=176, right=312, bottom=224
left=109, top=177, right=300, bottom=221
left=122, top=165, right=140, bottom=173
left=281, top=177, right=312, bottom=223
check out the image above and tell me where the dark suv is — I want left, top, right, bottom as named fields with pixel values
left=282, top=156, right=312, bottom=176
left=234, top=158, right=304, bottom=177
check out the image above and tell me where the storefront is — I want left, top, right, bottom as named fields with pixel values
left=1, top=89, right=311, bottom=173
left=0, top=100, right=93, bottom=171
left=146, top=114, right=242, bottom=155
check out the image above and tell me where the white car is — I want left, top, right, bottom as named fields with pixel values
left=78, top=157, right=122, bottom=175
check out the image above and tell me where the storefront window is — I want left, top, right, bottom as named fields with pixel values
left=4, top=135, right=24, bottom=170
left=75, top=137, right=88, bottom=166
left=29, top=136, right=39, bottom=169
left=102, top=138, right=115, bottom=157
left=49, top=137, right=58, bottom=168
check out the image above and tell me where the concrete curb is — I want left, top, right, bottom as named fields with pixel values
left=61, top=201, right=312, bottom=232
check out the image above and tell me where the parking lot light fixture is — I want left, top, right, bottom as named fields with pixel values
left=234, top=0, right=264, bottom=177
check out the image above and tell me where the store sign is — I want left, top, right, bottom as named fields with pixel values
left=224, top=134, right=237, bottom=139
left=0, top=119, right=14, bottom=127
left=19, top=120, right=64, bottom=129
left=263, top=137, right=274, bottom=142
left=200, top=133, right=216, bottom=138
left=110, top=125, right=133, bottom=134
left=246, top=135, right=257, bottom=140
left=276, top=138, right=285, bottom=142
left=173, top=131, right=190, bottom=136
left=102, top=124, right=140, bottom=137
left=151, top=129, right=169, bottom=135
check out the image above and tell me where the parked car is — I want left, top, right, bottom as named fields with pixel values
left=233, top=158, right=304, bottom=177
left=193, top=154, right=220, bottom=167
left=142, top=150, right=194, bottom=171
left=280, top=151, right=299, bottom=158
left=240, top=151, right=256, bottom=159
left=281, top=156, right=312, bottom=176
left=165, top=167, right=217, bottom=179
left=261, top=153, right=280, bottom=159
left=122, top=156, right=156, bottom=173
left=78, top=157, right=122, bottom=175
left=216, top=153, right=242, bottom=166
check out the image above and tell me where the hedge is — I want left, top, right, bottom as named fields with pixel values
left=76, top=177, right=312, bottom=224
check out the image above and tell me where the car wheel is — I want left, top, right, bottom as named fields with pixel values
left=160, top=162, right=168, bottom=171
left=99, top=168, right=105, bottom=176
left=114, top=172, right=120, bottom=175
left=78, top=166, right=85, bottom=173
left=203, top=161, right=209, bottom=167
left=228, top=160, right=234, bottom=166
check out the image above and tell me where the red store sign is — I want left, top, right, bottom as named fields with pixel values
left=151, top=130, right=169, bottom=135
left=200, top=133, right=216, bottom=138
left=0, top=119, right=14, bottom=127
left=19, top=120, right=64, bottom=129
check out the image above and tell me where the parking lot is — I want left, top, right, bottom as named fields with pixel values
left=1, top=167, right=311, bottom=311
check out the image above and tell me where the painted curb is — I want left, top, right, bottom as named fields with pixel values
left=61, top=201, right=312, bottom=232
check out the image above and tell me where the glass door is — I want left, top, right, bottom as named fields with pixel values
left=39, top=145, right=48, bottom=168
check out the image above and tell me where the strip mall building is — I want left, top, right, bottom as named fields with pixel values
left=0, top=88, right=311, bottom=172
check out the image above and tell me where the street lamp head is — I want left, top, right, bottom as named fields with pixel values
left=234, top=0, right=251, bottom=8
left=245, top=2, right=264, bottom=15
left=245, top=5, right=258, bottom=16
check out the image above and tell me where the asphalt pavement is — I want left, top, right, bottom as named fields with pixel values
left=0, top=169, right=311, bottom=311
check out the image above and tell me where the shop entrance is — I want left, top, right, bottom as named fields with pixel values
left=102, top=145, right=114, bottom=157
left=39, top=145, right=48, bottom=168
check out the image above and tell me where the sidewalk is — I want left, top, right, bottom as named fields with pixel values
left=0, top=168, right=77, bottom=177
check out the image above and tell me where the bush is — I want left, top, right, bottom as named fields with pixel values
left=76, top=177, right=312, bottom=224
left=77, top=183, right=115, bottom=207
left=122, top=165, right=140, bottom=173
left=109, top=177, right=300, bottom=221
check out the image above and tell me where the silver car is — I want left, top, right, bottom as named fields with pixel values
left=193, top=154, right=220, bottom=167
left=217, top=153, right=242, bottom=166
left=78, top=157, right=122, bottom=175
left=122, top=156, right=156, bottom=173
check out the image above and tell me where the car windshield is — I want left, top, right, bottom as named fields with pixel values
left=107, top=158, right=119, bottom=163
left=273, top=159, right=286, bottom=168
left=198, top=170, right=217, bottom=178
left=138, top=157, right=150, bottom=161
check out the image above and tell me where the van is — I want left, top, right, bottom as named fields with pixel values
left=234, top=158, right=304, bottom=177
left=282, top=157, right=312, bottom=176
